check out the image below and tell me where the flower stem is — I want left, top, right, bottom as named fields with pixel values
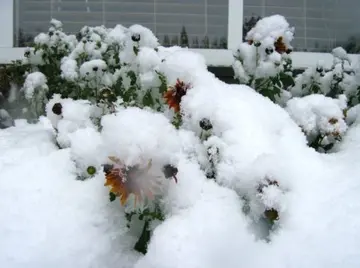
left=134, top=220, right=151, bottom=255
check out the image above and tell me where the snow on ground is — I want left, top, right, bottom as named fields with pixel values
left=0, top=120, right=140, bottom=268
left=2, top=77, right=360, bottom=267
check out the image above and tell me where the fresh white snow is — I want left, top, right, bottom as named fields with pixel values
left=2, top=14, right=360, bottom=268
left=2, top=81, right=360, bottom=267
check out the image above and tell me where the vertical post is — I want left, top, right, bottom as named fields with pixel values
left=0, top=0, right=14, bottom=47
left=228, top=0, right=243, bottom=50
left=304, top=0, right=307, bottom=49
left=154, top=0, right=157, bottom=35
left=205, top=0, right=208, bottom=36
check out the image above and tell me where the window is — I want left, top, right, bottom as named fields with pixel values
left=244, top=0, right=360, bottom=53
left=14, top=0, right=229, bottom=49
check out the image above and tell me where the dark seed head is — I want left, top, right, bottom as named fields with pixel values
left=131, top=33, right=141, bottom=42
left=316, top=67, right=323, bottom=73
left=52, top=102, right=62, bottom=115
left=254, top=41, right=261, bottom=47
left=265, top=48, right=274, bottom=55
left=199, top=118, right=213, bottom=131
left=49, top=31, right=54, bottom=37
left=103, top=164, right=114, bottom=175
left=162, top=164, right=178, bottom=179
left=82, top=40, right=87, bottom=44
left=206, top=170, right=216, bottom=179
left=286, top=48, right=292, bottom=54
left=92, top=66, right=98, bottom=72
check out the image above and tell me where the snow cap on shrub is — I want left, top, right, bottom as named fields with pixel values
left=45, top=95, right=97, bottom=148
left=286, top=94, right=348, bottom=140
left=101, top=107, right=181, bottom=166
left=246, top=14, right=294, bottom=53
left=23, top=72, right=48, bottom=100
left=68, top=127, right=105, bottom=178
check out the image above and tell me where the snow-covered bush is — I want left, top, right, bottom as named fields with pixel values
left=286, top=94, right=348, bottom=152
left=3, top=13, right=360, bottom=263
left=234, top=15, right=360, bottom=152
left=291, top=47, right=358, bottom=102
left=233, top=15, right=295, bottom=103
left=286, top=47, right=360, bottom=151
left=7, top=19, right=170, bottom=120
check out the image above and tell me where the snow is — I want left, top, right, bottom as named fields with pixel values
left=245, top=14, right=294, bottom=50
left=3, top=17, right=360, bottom=268
left=22, top=72, right=48, bottom=100
left=0, top=120, right=140, bottom=268
left=285, top=94, right=348, bottom=149
left=3, top=75, right=360, bottom=267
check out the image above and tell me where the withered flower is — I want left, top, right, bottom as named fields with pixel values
left=163, top=79, right=191, bottom=113
left=328, top=118, right=338, bottom=125
left=274, top=37, right=287, bottom=54
left=52, top=103, right=63, bottom=115
left=104, top=157, right=158, bottom=206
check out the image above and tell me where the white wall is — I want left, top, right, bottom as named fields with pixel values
left=0, top=0, right=13, bottom=47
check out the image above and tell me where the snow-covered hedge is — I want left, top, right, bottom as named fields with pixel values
left=2, top=14, right=360, bottom=265
left=233, top=14, right=360, bottom=152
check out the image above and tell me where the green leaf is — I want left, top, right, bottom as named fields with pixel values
left=134, top=220, right=151, bottom=254
left=109, top=192, right=117, bottom=202
left=133, top=46, right=139, bottom=56
left=279, top=72, right=295, bottom=88
left=142, top=90, right=154, bottom=107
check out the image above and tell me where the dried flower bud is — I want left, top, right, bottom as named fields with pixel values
left=162, top=164, right=178, bottom=183
left=199, top=118, right=213, bottom=131
left=264, top=208, right=279, bottom=222
left=265, top=48, right=274, bottom=55
left=328, top=118, right=338, bottom=125
left=254, top=41, right=261, bottom=47
left=131, top=33, right=141, bottom=42
left=103, top=164, right=113, bottom=175
left=52, top=103, right=62, bottom=115
left=87, top=166, right=97, bottom=175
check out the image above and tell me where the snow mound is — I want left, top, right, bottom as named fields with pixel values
left=0, top=121, right=140, bottom=268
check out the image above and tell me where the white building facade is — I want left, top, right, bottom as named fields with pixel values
left=0, top=0, right=359, bottom=68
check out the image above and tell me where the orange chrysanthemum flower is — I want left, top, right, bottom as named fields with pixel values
left=163, top=79, right=191, bottom=113
left=104, top=157, right=159, bottom=206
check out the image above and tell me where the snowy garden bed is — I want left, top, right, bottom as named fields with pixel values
left=1, top=15, right=360, bottom=268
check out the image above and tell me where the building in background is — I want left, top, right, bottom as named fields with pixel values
left=0, top=0, right=360, bottom=70
left=14, top=0, right=228, bottom=49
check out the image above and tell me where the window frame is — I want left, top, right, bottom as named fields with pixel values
left=0, top=0, right=359, bottom=69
